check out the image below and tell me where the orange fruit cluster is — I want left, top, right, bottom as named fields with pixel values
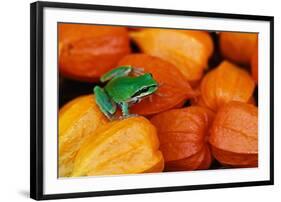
left=59, top=24, right=259, bottom=177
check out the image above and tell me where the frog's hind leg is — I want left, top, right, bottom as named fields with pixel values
left=100, top=66, right=133, bottom=82
left=94, top=86, right=117, bottom=120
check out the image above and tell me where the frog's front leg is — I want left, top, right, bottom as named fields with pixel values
left=119, top=101, right=139, bottom=119
left=94, top=86, right=117, bottom=120
left=100, top=66, right=133, bottom=82
left=119, top=102, right=130, bottom=117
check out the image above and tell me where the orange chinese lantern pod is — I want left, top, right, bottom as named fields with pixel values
left=59, top=95, right=109, bottom=177
left=130, top=28, right=214, bottom=83
left=248, top=97, right=257, bottom=106
left=209, top=101, right=258, bottom=167
left=251, top=45, right=258, bottom=83
left=219, top=32, right=258, bottom=65
left=128, top=27, right=143, bottom=31
left=150, top=106, right=214, bottom=171
left=196, top=60, right=255, bottom=111
left=59, top=24, right=131, bottom=82
left=118, top=54, right=196, bottom=116
left=71, top=116, right=164, bottom=177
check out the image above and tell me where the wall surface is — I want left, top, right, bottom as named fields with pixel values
left=0, top=0, right=279, bottom=201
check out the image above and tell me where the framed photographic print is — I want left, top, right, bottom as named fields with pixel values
left=30, top=1, right=274, bottom=200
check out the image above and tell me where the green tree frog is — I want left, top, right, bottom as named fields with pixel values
left=94, top=66, right=158, bottom=120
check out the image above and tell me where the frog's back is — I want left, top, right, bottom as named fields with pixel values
left=104, top=76, right=137, bottom=102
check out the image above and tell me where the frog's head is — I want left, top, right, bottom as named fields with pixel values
left=132, top=73, right=158, bottom=99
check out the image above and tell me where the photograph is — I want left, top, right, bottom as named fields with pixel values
left=58, top=24, right=259, bottom=178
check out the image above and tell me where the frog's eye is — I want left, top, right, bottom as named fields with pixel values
left=133, top=87, right=150, bottom=97
left=133, top=85, right=157, bottom=97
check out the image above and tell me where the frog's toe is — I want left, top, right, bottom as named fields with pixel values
left=119, top=114, right=139, bottom=120
left=132, top=67, right=145, bottom=76
left=155, top=92, right=168, bottom=97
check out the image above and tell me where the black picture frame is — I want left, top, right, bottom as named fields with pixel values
left=30, top=1, right=274, bottom=200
